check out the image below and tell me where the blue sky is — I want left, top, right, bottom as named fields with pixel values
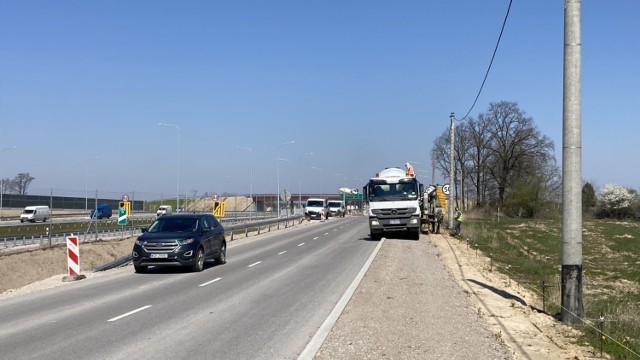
left=0, top=1, right=638, bottom=201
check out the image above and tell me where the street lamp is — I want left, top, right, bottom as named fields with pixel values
left=236, top=146, right=253, bottom=220
left=0, top=146, right=17, bottom=221
left=298, top=152, right=314, bottom=213
left=85, top=156, right=100, bottom=211
left=276, top=140, right=295, bottom=217
left=158, top=122, right=181, bottom=210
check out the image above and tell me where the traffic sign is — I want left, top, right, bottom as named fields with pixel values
left=340, top=193, right=363, bottom=200
left=280, top=190, right=291, bottom=202
left=118, top=205, right=128, bottom=225
left=442, top=184, right=450, bottom=195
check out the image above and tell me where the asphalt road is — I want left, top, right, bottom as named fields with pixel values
left=0, top=217, right=376, bottom=360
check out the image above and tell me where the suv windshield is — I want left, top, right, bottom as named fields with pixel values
left=148, top=217, right=199, bottom=233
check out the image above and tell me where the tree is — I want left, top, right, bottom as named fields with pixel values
left=599, top=184, right=637, bottom=219
left=582, top=182, right=597, bottom=215
left=11, top=173, right=35, bottom=195
left=485, top=101, right=555, bottom=204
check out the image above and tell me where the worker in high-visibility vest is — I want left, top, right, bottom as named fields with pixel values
left=405, top=162, right=415, bottom=177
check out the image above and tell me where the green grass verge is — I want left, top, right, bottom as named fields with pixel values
left=464, top=214, right=640, bottom=358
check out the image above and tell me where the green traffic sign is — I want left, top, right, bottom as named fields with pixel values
left=340, top=193, right=363, bottom=200
left=117, top=206, right=128, bottom=225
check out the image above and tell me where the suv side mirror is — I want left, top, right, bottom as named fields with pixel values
left=141, top=227, right=148, bottom=233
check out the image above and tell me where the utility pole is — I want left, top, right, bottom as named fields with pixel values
left=561, top=0, right=584, bottom=323
left=448, top=112, right=455, bottom=229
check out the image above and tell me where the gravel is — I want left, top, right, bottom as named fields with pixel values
left=314, top=236, right=513, bottom=360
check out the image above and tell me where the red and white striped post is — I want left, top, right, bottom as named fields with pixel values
left=63, top=234, right=85, bottom=281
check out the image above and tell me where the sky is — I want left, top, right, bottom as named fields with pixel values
left=0, top=1, right=638, bottom=201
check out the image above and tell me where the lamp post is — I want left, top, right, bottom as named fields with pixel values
left=298, top=152, right=314, bottom=214
left=276, top=140, right=295, bottom=217
left=236, top=146, right=253, bottom=220
left=85, top=156, right=100, bottom=211
left=0, top=146, right=17, bottom=221
left=158, top=122, right=181, bottom=210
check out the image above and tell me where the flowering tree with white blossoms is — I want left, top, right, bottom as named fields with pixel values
left=598, top=184, right=638, bottom=219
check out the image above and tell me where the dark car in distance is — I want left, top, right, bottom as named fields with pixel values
left=132, top=213, right=226, bottom=273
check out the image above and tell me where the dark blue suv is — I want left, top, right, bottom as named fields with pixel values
left=132, top=213, right=226, bottom=273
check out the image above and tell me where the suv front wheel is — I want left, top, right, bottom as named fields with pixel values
left=215, top=241, right=227, bottom=265
left=191, top=247, right=205, bottom=272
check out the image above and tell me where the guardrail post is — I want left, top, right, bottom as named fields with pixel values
left=245, top=227, right=248, bottom=238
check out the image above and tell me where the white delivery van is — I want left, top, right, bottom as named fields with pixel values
left=156, top=205, right=173, bottom=217
left=305, top=198, right=328, bottom=220
left=20, top=206, right=51, bottom=223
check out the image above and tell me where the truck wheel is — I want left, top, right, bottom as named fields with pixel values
left=370, top=233, right=381, bottom=241
left=412, top=230, right=420, bottom=240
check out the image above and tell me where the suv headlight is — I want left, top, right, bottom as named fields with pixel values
left=135, top=240, right=145, bottom=246
left=177, top=238, right=195, bottom=245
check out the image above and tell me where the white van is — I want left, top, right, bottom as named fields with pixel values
left=305, top=198, right=328, bottom=220
left=156, top=205, right=173, bottom=217
left=20, top=206, right=51, bottom=223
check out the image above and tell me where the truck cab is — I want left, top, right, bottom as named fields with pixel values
left=157, top=205, right=173, bottom=217
left=364, top=167, right=423, bottom=240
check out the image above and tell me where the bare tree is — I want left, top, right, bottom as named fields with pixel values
left=465, top=114, right=494, bottom=206
left=485, top=101, right=554, bottom=204
left=12, top=173, right=35, bottom=195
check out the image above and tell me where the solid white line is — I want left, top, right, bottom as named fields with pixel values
left=312, top=237, right=319, bottom=240
left=298, top=243, right=305, bottom=247
left=297, top=238, right=386, bottom=360
left=199, top=277, right=222, bottom=287
left=248, top=261, right=262, bottom=268
left=107, top=305, right=152, bottom=322
left=278, top=251, right=287, bottom=255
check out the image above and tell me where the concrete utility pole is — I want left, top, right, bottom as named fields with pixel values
left=561, top=0, right=584, bottom=323
left=448, top=112, right=455, bottom=229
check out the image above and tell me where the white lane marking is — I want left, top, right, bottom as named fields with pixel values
left=297, top=238, right=386, bottom=360
left=298, top=243, right=305, bottom=247
left=333, top=229, right=337, bottom=232
left=312, top=237, right=319, bottom=240
left=108, top=305, right=152, bottom=322
left=248, top=261, right=262, bottom=268
left=199, top=277, right=222, bottom=287
left=278, top=251, right=287, bottom=255
left=324, top=233, right=329, bottom=235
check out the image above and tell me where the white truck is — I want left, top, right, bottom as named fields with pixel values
left=156, top=205, right=173, bottom=217
left=363, top=167, right=424, bottom=240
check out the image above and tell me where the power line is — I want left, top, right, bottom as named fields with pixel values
left=459, top=0, right=513, bottom=122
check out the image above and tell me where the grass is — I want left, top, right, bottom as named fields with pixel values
left=464, top=214, right=640, bottom=359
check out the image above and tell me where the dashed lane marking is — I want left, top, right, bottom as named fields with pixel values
left=108, top=305, right=152, bottom=322
left=248, top=261, right=262, bottom=268
left=199, top=277, right=222, bottom=287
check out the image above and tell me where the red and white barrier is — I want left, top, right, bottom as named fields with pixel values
left=66, top=234, right=80, bottom=277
